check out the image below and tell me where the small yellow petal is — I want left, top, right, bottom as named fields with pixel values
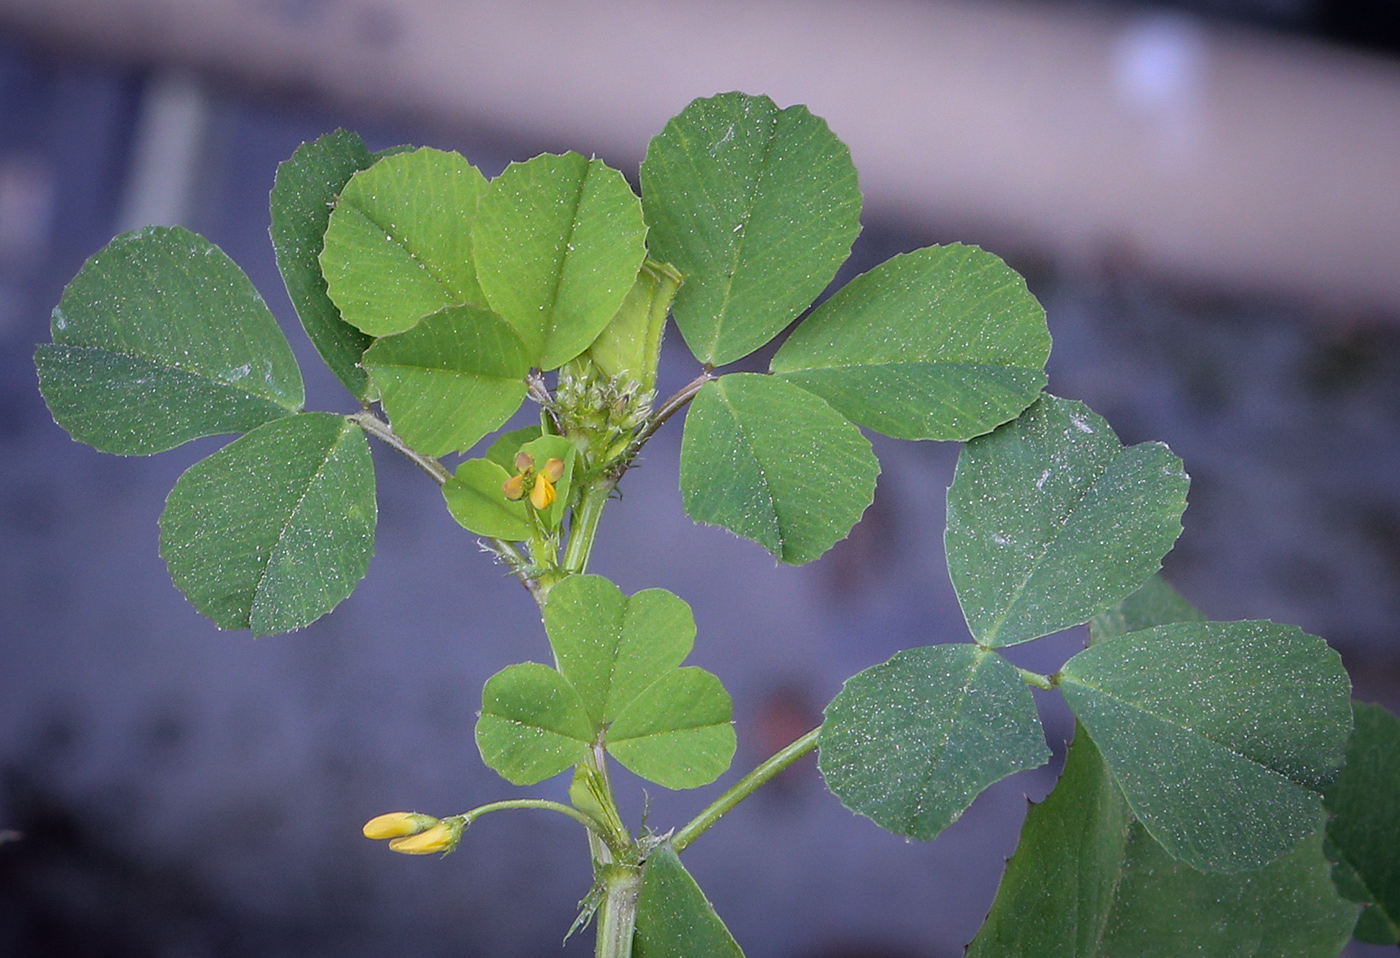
left=530, top=474, right=556, bottom=510
left=502, top=472, right=527, bottom=501
left=513, top=451, right=535, bottom=473
left=363, top=812, right=435, bottom=840
left=388, top=821, right=458, bottom=855
left=541, top=457, right=565, bottom=482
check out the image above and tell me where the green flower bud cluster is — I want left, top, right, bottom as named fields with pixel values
left=554, top=360, right=655, bottom=469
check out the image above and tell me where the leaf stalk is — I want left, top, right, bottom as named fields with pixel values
left=673, top=726, right=820, bottom=853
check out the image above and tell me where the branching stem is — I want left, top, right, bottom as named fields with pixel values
left=673, top=726, right=820, bottom=853
left=349, top=411, right=540, bottom=598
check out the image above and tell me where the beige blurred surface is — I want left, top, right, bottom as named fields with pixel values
left=2, top=0, right=1399, bottom=313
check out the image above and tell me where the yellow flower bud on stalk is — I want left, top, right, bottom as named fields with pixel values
left=388, top=819, right=464, bottom=855
left=362, top=811, right=438, bottom=840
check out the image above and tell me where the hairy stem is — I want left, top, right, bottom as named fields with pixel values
left=349, top=411, right=540, bottom=597
left=627, top=369, right=712, bottom=457
left=562, top=478, right=616, bottom=575
left=673, top=727, right=820, bottom=853
left=349, top=411, right=450, bottom=485
left=595, top=863, right=642, bottom=958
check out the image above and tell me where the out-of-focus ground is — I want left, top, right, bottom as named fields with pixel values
left=0, top=2, right=1398, bottom=956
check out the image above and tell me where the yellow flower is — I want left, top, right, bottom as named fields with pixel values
left=362, top=811, right=437, bottom=840
left=388, top=820, right=462, bottom=855
left=530, top=474, right=556, bottom=510
left=503, top=453, right=566, bottom=511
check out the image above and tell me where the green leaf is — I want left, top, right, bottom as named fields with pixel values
left=475, top=663, right=594, bottom=786
left=269, top=130, right=377, bottom=398
left=158, top=413, right=375, bottom=636
left=606, top=668, right=735, bottom=790
left=679, top=374, right=879, bottom=565
left=361, top=304, right=529, bottom=457
left=1354, top=906, right=1400, bottom=947
left=640, top=92, right=862, bottom=366
left=1060, top=620, right=1353, bottom=872
left=945, top=395, right=1189, bottom=647
left=473, top=152, right=648, bottom=369
left=634, top=844, right=745, bottom=958
left=770, top=244, right=1049, bottom=441
left=541, top=575, right=734, bottom=789
left=1088, top=574, right=1203, bottom=645
left=818, top=644, right=1049, bottom=841
left=486, top=426, right=544, bottom=472
left=543, top=575, right=695, bottom=725
left=1325, top=701, right=1400, bottom=943
left=442, top=459, right=532, bottom=541
left=36, top=226, right=303, bottom=455
left=967, top=726, right=1358, bottom=958
left=321, top=148, right=488, bottom=337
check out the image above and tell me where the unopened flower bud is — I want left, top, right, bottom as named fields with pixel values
left=362, top=811, right=438, bottom=840
left=388, top=819, right=464, bottom=855
left=502, top=471, right=527, bottom=501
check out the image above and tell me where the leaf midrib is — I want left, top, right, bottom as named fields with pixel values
left=699, top=105, right=781, bottom=362
left=1063, top=672, right=1312, bottom=789
left=346, top=200, right=462, bottom=308
left=249, top=419, right=348, bottom=630
left=538, top=158, right=591, bottom=363
left=714, top=380, right=783, bottom=556
left=978, top=442, right=1118, bottom=645
left=43, top=344, right=298, bottom=412
left=908, top=650, right=988, bottom=831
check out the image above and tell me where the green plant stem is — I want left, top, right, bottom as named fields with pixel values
left=673, top=726, right=820, bottom=853
left=588, top=744, right=632, bottom=857
left=1017, top=668, right=1058, bottom=691
left=349, top=410, right=450, bottom=484
left=558, top=369, right=714, bottom=580
left=462, top=799, right=623, bottom=858
left=350, top=410, right=540, bottom=598
left=594, top=863, right=642, bottom=958
left=627, top=369, right=712, bottom=458
left=563, top=478, right=616, bottom=574
left=527, top=370, right=563, bottom=434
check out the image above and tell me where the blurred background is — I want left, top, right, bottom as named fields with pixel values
left=1, top=0, right=1398, bottom=955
